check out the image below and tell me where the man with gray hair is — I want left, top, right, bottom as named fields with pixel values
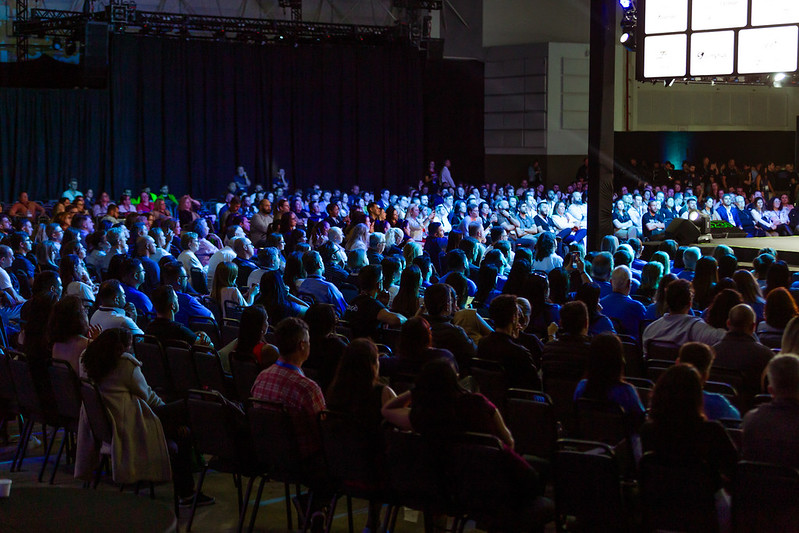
left=742, top=354, right=799, bottom=468
left=600, top=265, right=646, bottom=341
left=367, top=233, right=385, bottom=265
left=678, top=246, right=701, bottom=281
left=298, top=251, right=347, bottom=316
left=0, top=244, right=25, bottom=329
left=98, top=226, right=128, bottom=273
left=247, top=247, right=281, bottom=287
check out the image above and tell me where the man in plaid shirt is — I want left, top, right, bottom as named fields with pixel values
left=251, top=317, right=326, bottom=458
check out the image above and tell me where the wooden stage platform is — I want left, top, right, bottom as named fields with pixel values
left=697, top=236, right=799, bottom=266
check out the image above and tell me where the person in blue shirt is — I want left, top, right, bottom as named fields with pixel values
left=677, top=246, right=700, bottom=282
left=600, top=266, right=646, bottom=340
left=573, top=332, right=645, bottom=428
left=161, top=261, right=214, bottom=327
left=591, top=252, right=614, bottom=299
left=677, top=342, right=740, bottom=421
left=120, top=257, right=153, bottom=315
left=714, top=194, right=742, bottom=228
left=298, top=251, right=348, bottom=316
left=438, top=249, right=477, bottom=297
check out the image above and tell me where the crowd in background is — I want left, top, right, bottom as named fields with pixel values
left=3, top=156, right=799, bottom=528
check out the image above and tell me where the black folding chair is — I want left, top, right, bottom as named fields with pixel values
left=188, top=315, right=222, bottom=348
left=469, top=358, right=508, bottom=411
left=505, top=389, right=558, bottom=475
left=163, top=340, right=199, bottom=395
left=44, top=359, right=82, bottom=484
left=192, top=345, right=234, bottom=398
left=133, top=335, right=175, bottom=399
left=645, top=340, right=681, bottom=361
left=79, top=378, right=114, bottom=489
left=553, top=439, right=627, bottom=532
left=186, top=389, right=256, bottom=532
left=221, top=318, right=241, bottom=347
left=230, top=357, right=261, bottom=404
left=733, top=461, right=799, bottom=533
left=190, top=267, right=209, bottom=295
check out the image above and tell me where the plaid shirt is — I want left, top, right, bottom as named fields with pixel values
left=251, top=362, right=326, bottom=457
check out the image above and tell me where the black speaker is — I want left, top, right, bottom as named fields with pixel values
left=665, top=218, right=701, bottom=245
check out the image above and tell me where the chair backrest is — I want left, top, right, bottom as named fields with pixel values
left=7, top=353, right=43, bottom=416
left=246, top=398, right=304, bottom=480
left=553, top=439, right=625, bottom=530
left=624, top=376, right=654, bottom=407
left=80, top=378, right=114, bottom=445
left=190, top=267, right=209, bottom=295
left=192, top=346, right=230, bottom=396
left=758, top=331, right=783, bottom=349
left=383, top=428, right=448, bottom=510
left=752, top=393, right=772, bottom=406
left=318, top=410, right=385, bottom=491
left=705, top=380, right=738, bottom=404
left=223, top=301, right=244, bottom=321
left=542, top=360, right=582, bottom=426
left=621, top=341, right=644, bottom=378
left=574, top=398, right=628, bottom=446
left=188, top=316, right=221, bottom=348
left=504, top=389, right=557, bottom=459
left=442, top=432, right=531, bottom=517
left=644, top=358, right=673, bottom=382
left=375, top=328, right=401, bottom=352
left=733, top=461, right=799, bottom=532
left=638, top=451, right=719, bottom=533
left=469, top=358, right=508, bottom=411
left=230, top=356, right=260, bottom=403
left=645, top=340, right=681, bottom=361
left=132, top=336, right=173, bottom=395
left=48, top=359, right=82, bottom=424
left=708, top=366, right=745, bottom=392
left=297, top=293, right=315, bottom=305
left=221, top=319, right=240, bottom=347
left=164, top=340, right=199, bottom=394
left=200, top=296, right=223, bottom=325
left=186, top=389, right=248, bottom=466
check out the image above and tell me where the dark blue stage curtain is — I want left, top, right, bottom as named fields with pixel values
left=110, top=35, right=424, bottom=198
left=0, top=88, right=111, bottom=201
left=0, top=34, right=424, bottom=200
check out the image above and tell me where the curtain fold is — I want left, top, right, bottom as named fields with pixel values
left=0, top=34, right=424, bottom=200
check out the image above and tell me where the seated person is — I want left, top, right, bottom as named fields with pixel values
left=344, top=265, right=406, bottom=340
left=145, top=286, right=212, bottom=347
left=677, top=342, right=740, bottom=421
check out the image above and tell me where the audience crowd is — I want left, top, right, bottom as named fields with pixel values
left=4, top=156, right=799, bottom=530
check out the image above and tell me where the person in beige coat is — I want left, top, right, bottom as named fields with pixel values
left=75, top=328, right=171, bottom=484
left=75, top=328, right=213, bottom=505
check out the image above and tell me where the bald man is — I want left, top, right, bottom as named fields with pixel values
left=713, top=303, right=774, bottom=408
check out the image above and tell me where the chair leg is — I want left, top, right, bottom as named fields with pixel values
left=284, top=482, right=293, bottom=530
left=14, top=418, right=34, bottom=472
left=346, top=495, right=354, bottom=533
left=38, top=426, right=60, bottom=482
left=301, top=490, right=314, bottom=533
left=325, top=494, right=340, bottom=533
left=247, top=476, right=269, bottom=533
left=186, top=465, right=209, bottom=532
left=387, top=505, right=400, bottom=533
left=10, top=417, right=31, bottom=472
left=94, top=456, right=109, bottom=489
left=234, top=473, right=243, bottom=513
left=49, top=432, right=68, bottom=484
left=236, top=476, right=257, bottom=533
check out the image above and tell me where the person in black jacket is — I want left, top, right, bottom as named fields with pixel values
left=477, top=294, right=542, bottom=390
left=421, top=283, right=477, bottom=372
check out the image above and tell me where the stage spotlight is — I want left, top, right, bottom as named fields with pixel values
left=620, top=33, right=631, bottom=44
left=52, top=38, right=63, bottom=51
left=774, top=73, right=787, bottom=82
left=619, top=0, right=632, bottom=8
left=688, top=211, right=699, bottom=221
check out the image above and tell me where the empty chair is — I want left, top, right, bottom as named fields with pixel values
left=163, top=340, right=199, bottom=394
left=221, top=319, right=241, bottom=347
left=733, top=461, right=799, bottom=533
left=553, top=439, right=627, bottom=532
left=541, top=360, right=582, bottom=430
left=574, top=398, right=630, bottom=448
left=44, top=359, right=82, bottom=484
left=645, top=340, right=681, bottom=361
left=224, top=301, right=245, bottom=321
left=186, top=389, right=256, bottom=532
left=639, top=451, right=721, bottom=533
left=132, top=336, right=174, bottom=398
left=230, top=357, right=261, bottom=404
left=504, top=389, right=558, bottom=468
left=644, top=359, right=672, bottom=382
left=193, top=345, right=233, bottom=398
left=443, top=432, right=555, bottom=532
left=79, top=378, right=114, bottom=489
left=469, top=358, right=508, bottom=411
left=246, top=399, right=317, bottom=532
left=190, top=267, right=209, bottom=295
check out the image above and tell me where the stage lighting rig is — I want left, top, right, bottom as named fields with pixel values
left=619, top=0, right=637, bottom=52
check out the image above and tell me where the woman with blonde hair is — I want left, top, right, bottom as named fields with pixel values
left=345, top=223, right=369, bottom=252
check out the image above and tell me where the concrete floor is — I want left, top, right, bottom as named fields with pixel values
left=0, top=422, right=452, bottom=533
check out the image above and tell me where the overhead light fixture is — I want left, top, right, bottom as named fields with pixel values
left=52, top=37, right=62, bottom=50
left=619, top=0, right=632, bottom=8
left=774, top=72, right=787, bottom=82
left=620, top=33, right=631, bottom=44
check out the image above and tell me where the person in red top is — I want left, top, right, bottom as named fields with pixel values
left=251, top=316, right=325, bottom=458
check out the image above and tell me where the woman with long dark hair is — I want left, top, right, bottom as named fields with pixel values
left=49, top=295, right=98, bottom=374
left=304, top=303, right=348, bottom=391
left=391, top=265, right=423, bottom=319
left=573, top=332, right=645, bottom=427
left=703, top=289, right=743, bottom=330
left=531, top=232, right=563, bottom=273
left=230, top=305, right=278, bottom=368
left=254, top=270, right=308, bottom=322
left=61, top=253, right=95, bottom=304
left=692, top=256, right=718, bottom=310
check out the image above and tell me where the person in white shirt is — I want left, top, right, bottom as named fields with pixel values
left=90, top=279, right=144, bottom=336
left=440, top=159, right=455, bottom=188
left=98, top=227, right=128, bottom=274
left=177, top=232, right=206, bottom=291
left=567, top=192, right=588, bottom=229
left=206, top=247, right=237, bottom=288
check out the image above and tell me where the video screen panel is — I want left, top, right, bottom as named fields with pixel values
left=638, top=0, right=799, bottom=79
